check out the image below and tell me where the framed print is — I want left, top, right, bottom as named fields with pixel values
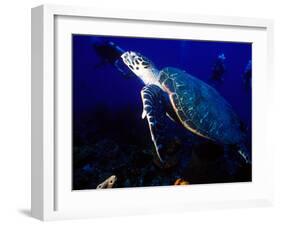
left=31, top=4, right=274, bottom=221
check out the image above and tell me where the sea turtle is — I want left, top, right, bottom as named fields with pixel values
left=121, top=51, right=251, bottom=167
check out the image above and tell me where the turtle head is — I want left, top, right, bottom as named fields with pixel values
left=121, top=51, right=159, bottom=85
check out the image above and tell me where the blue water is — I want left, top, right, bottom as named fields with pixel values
left=73, top=35, right=251, bottom=127
left=72, top=35, right=252, bottom=189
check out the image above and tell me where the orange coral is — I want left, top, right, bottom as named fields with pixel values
left=174, top=178, right=189, bottom=185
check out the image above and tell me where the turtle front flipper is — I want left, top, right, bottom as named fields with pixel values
left=141, top=84, right=180, bottom=167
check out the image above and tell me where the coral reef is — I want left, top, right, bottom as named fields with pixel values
left=73, top=135, right=251, bottom=190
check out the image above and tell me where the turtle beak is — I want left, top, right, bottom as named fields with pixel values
left=114, top=56, right=134, bottom=79
left=118, top=51, right=137, bottom=78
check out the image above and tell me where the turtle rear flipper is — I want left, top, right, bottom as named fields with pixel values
left=141, top=84, right=180, bottom=166
left=237, top=144, right=251, bottom=164
left=224, top=144, right=251, bottom=175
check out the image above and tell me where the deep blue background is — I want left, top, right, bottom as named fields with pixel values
left=73, top=35, right=251, bottom=130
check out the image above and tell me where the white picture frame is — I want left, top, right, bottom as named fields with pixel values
left=31, top=4, right=274, bottom=221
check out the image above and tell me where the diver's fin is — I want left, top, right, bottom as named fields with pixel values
left=141, top=84, right=169, bottom=164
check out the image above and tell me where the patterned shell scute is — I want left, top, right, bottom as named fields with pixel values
left=158, top=67, right=245, bottom=145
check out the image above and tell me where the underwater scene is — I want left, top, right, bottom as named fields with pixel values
left=72, top=35, right=252, bottom=190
